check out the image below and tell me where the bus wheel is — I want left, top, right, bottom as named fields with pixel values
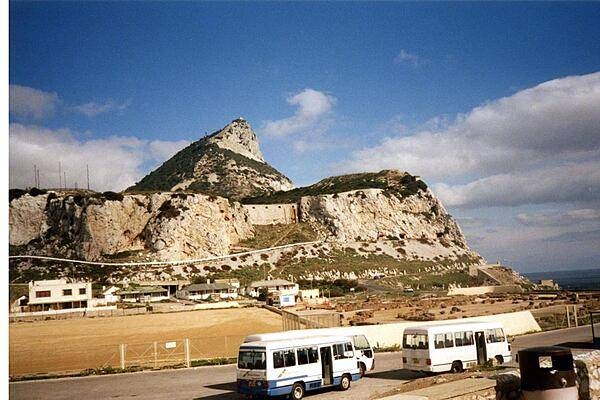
left=450, top=361, right=463, bottom=373
left=495, top=355, right=504, bottom=365
left=359, top=363, right=366, bottom=377
left=291, top=382, right=305, bottom=400
left=339, top=374, right=351, bottom=391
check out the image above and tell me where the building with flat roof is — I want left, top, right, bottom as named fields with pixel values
left=247, top=279, right=299, bottom=298
left=176, top=281, right=238, bottom=301
left=27, top=279, right=92, bottom=312
left=119, top=286, right=169, bottom=303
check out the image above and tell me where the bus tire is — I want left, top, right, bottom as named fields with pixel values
left=290, top=382, right=305, bottom=400
left=495, top=355, right=504, bottom=365
left=339, top=374, right=351, bottom=391
left=450, top=361, right=463, bottom=373
left=359, top=362, right=366, bottom=377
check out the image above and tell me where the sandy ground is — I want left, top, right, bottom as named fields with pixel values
left=9, top=307, right=282, bottom=376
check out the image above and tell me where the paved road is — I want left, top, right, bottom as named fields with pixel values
left=11, top=326, right=595, bottom=400
left=510, top=325, right=594, bottom=355
left=10, top=352, right=422, bottom=400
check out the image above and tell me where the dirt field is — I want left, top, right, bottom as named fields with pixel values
left=9, top=307, right=282, bottom=377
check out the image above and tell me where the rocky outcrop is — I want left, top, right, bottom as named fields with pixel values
left=126, top=118, right=293, bottom=200
left=9, top=193, right=49, bottom=246
left=9, top=191, right=254, bottom=261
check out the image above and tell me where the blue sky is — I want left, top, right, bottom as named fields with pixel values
left=8, top=2, right=600, bottom=273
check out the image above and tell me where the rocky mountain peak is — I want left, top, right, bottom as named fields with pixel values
left=127, top=118, right=293, bottom=200
left=207, top=118, right=265, bottom=163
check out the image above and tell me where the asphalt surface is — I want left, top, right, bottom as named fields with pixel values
left=10, top=325, right=596, bottom=400
left=9, top=352, right=421, bottom=400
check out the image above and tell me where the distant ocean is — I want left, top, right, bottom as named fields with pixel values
left=524, top=268, right=600, bottom=290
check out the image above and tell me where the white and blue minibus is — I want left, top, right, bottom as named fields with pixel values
left=236, top=335, right=361, bottom=399
left=402, top=321, right=512, bottom=373
left=243, top=327, right=375, bottom=376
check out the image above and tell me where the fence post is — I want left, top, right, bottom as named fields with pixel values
left=574, top=305, right=579, bottom=327
left=120, top=344, right=126, bottom=369
left=184, top=338, right=190, bottom=368
left=566, top=306, right=571, bottom=328
left=154, top=341, right=158, bottom=368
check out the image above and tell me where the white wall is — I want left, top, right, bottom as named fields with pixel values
left=317, top=311, right=541, bottom=348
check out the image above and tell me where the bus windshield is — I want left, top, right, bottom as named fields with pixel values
left=403, top=333, right=429, bottom=350
left=238, top=350, right=266, bottom=370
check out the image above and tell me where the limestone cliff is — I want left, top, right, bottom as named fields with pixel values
left=9, top=190, right=253, bottom=262
left=126, top=118, right=293, bottom=200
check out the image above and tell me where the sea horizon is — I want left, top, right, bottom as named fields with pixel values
left=524, top=267, right=600, bottom=290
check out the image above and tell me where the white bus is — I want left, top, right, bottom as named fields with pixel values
left=402, top=321, right=512, bottom=373
left=237, top=335, right=362, bottom=399
left=243, top=327, right=375, bottom=376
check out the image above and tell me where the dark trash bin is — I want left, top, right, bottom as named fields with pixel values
left=518, top=346, right=577, bottom=400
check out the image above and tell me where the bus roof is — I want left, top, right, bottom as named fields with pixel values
left=239, top=335, right=353, bottom=351
left=403, top=321, right=504, bottom=334
left=244, top=327, right=366, bottom=343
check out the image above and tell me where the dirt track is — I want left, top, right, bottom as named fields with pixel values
left=9, top=307, right=282, bottom=376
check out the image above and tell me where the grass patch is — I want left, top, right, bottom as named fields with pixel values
left=237, top=223, right=318, bottom=250
left=243, top=170, right=427, bottom=204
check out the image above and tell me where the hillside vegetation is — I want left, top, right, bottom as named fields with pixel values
left=243, top=170, right=427, bottom=204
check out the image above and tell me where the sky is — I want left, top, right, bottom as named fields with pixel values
left=8, top=2, right=600, bottom=274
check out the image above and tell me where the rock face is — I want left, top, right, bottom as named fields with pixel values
left=300, top=187, right=466, bottom=246
left=9, top=191, right=254, bottom=261
left=126, top=118, right=293, bottom=200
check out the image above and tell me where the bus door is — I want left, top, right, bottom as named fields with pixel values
left=475, top=331, right=487, bottom=365
left=320, top=346, right=333, bottom=385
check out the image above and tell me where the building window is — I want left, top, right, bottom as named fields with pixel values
left=36, top=290, right=51, bottom=298
left=63, top=289, right=72, bottom=296
left=79, top=288, right=86, bottom=295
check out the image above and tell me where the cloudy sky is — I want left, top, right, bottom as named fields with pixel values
left=9, top=2, right=600, bottom=273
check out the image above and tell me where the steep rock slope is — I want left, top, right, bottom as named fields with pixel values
left=9, top=191, right=253, bottom=261
left=127, top=118, right=293, bottom=200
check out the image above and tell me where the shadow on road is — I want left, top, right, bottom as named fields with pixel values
left=366, top=368, right=427, bottom=380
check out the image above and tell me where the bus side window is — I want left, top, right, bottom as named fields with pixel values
left=273, top=351, right=284, bottom=368
left=435, top=334, right=445, bottom=349
left=284, top=349, right=296, bottom=367
left=344, top=342, right=354, bottom=357
left=445, top=333, right=454, bottom=347
left=297, top=348, right=309, bottom=365
left=308, top=347, right=319, bottom=363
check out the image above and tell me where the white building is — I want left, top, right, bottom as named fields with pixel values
left=246, top=279, right=299, bottom=298
left=119, top=286, right=169, bottom=303
left=26, top=279, right=92, bottom=312
left=176, top=282, right=238, bottom=301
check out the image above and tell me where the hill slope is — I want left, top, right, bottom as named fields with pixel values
left=127, top=118, right=293, bottom=200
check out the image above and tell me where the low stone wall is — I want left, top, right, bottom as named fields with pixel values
left=493, top=350, right=600, bottom=400
left=350, top=310, right=541, bottom=348
left=447, top=285, right=523, bottom=296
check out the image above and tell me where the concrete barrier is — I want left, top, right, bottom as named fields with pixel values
left=346, top=310, right=541, bottom=348
left=447, top=285, right=523, bottom=296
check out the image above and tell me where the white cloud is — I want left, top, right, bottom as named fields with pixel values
left=262, top=89, right=336, bottom=137
left=341, top=72, right=600, bottom=208
left=9, top=85, right=60, bottom=119
left=9, top=124, right=189, bottom=192
left=394, top=49, right=425, bottom=67
left=71, top=100, right=130, bottom=117
left=516, top=208, right=600, bottom=227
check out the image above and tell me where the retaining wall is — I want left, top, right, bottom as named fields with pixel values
left=350, top=310, right=541, bottom=348
left=243, top=203, right=298, bottom=225
left=447, top=285, right=524, bottom=296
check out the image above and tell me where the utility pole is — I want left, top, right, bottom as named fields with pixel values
left=33, top=165, right=37, bottom=187
left=58, top=161, right=62, bottom=189
left=86, top=164, right=90, bottom=190
left=63, top=172, right=67, bottom=189
left=37, top=167, right=40, bottom=188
